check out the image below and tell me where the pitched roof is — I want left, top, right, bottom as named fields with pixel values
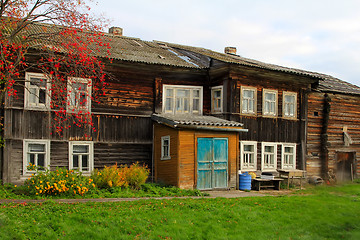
left=17, top=21, right=360, bottom=95
left=158, top=41, right=360, bottom=96
left=152, top=113, right=247, bottom=133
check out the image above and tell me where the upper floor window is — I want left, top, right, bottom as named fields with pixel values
left=263, top=89, right=278, bottom=117
left=241, top=86, right=256, bottom=115
left=163, top=85, right=203, bottom=114
left=211, top=86, right=223, bottom=113
left=240, top=141, right=257, bottom=171
left=261, top=142, right=277, bottom=171
left=67, top=77, right=92, bottom=113
left=283, top=91, right=297, bottom=119
left=25, top=72, right=51, bottom=110
left=23, top=139, right=50, bottom=174
left=69, top=141, right=94, bottom=173
left=281, top=144, right=296, bottom=169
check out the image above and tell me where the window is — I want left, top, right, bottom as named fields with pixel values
left=283, top=91, right=297, bottom=118
left=240, top=141, right=257, bottom=171
left=281, top=144, right=296, bottom=169
left=23, top=140, right=50, bottom=174
left=69, top=142, right=94, bottom=173
left=25, top=72, right=51, bottom=110
left=211, top=86, right=223, bottom=113
left=161, top=136, right=171, bottom=160
left=241, top=86, right=256, bottom=115
left=163, top=85, right=203, bottom=114
left=67, top=77, right=91, bottom=112
left=263, top=89, right=278, bottom=117
left=261, top=143, right=277, bottom=171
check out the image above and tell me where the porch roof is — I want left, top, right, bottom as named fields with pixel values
left=152, top=114, right=247, bottom=133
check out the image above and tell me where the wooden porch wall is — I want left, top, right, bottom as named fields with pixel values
left=307, top=92, right=360, bottom=177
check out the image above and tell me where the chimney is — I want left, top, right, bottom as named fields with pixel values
left=224, top=47, right=237, bottom=55
left=109, top=27, right=123, bottom=36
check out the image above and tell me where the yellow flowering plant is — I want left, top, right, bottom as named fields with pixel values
left=24, top=167, right=96, bottom=196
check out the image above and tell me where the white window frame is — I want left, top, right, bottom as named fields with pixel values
left=23, top=139, right=50, bottom=175
left=161, top=136, right=171, bottom=160
left=261, top=142, right=278, bottom=172
left=24, top=72, right=51, bottom=110
left=263, top=89, right=278, bottom=117
left=283, top=91, right=297, bottom=119
left=69, top=141, right=94, bottom=174
left=211, top=86, right=223, bottom=113
left=240, top=141, right=257, bottom=171
left=67, top=77, right=92, bottom=113
left=162, top=85, right=203, bottom=115
left=281, top=143, right=297, bottom=170
left=241, top=86, right=257, bottom=115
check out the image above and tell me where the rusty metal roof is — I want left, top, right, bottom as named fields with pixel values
left=152, top=113, right=246, bottom=132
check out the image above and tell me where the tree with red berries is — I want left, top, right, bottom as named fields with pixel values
left=0, top=0, right=111, bottom=138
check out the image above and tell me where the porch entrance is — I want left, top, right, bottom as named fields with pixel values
left=197, top=138, right=228, bottom=190
left=336, top=151, right=356, bottom=181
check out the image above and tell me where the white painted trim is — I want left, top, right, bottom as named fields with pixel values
left=211, top=85, right=223, bottom=113
left=282, top=91, right=297, bottom=119
left=240, top=141, right=257, bottom=171
left=240, top=86, right=257, bottom=115
left=68, top=141, right=94, bottom=174
left=24, top=72, right=51, bottom=110
left=67, top=77, right=92, bottom=113
left=281, top=143, right=297, bottom=170
left=261, top=142, right=278, bottom=172
left=161, top=136, right=171, bottom=160
left=23, top=139, right=51, bottom=175
left=262, top=89, right=278, bottom=117
left=162, top=84, right=203, bottom=115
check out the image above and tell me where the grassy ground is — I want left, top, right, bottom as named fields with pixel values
left=0, top=182, right=359, bottom=239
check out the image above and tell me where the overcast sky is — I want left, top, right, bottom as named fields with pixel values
left=89, top=0, right=360, bottom=86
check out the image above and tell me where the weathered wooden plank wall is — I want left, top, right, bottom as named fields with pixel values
left=307, top=92, right=360, bottom=177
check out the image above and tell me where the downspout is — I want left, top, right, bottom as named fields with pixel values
left=320, top=93, right=331, bottom=179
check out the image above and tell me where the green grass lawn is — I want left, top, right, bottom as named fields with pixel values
left=0, top=183, right=359, bottom=240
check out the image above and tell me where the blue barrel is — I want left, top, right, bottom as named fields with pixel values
left=239, top=172, right=252, bottom=190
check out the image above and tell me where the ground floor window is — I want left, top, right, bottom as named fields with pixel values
left=23, top=140, right=50, bottom=174
left=240, top=141, right=257, bottom=171
left=69, top=141, right=94, bottom=173
left=161, top=136, right=171, bottom=160
left=261, top=142, right=277, bottom=171
left=281, top=144, right=296, bottom=169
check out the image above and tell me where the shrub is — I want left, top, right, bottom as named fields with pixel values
left=25, top=168, right=95, bottom=196
left=91, top=163, right=149, bottom=190
left=91, top=164, right=128, bottom=189
left=127, top=163, right=150, bottom=190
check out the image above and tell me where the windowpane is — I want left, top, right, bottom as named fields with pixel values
left=193, top=99, right=199, bottom=111
left=82, top=155, right=89, bottom=170
left=193, top=90, right=200, bottom=98
left=29, top=144, right=45, bottom=152
left=30, top=77, right=46, bottom=87
left=39, top=89, right=46, bottom=104
left=37, top=154, right=45, bottom=167
left=166, top=89, right=173, bottom=97
left=165, top=98, right=173, bottom=111
left=73, top=145, right=89, bottom=153
left=265, top=92, right=275, bottom=101
left=73, top=155, right=79, bottom=168
left=285, top=147, right=293, bottom=153
left=29, top=154, right=35, bottom=165
left=244, top=145, right=254, bottom=152
left=265, top=146, right=274, bottom=153
left=29, top=88, right=37, bottom=104
left=163, top=86, right=202, bottom=114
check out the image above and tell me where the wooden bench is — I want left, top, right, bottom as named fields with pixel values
left=252, top=178, right=284, bottom=191
left=277, top=169, right=306, bottom=189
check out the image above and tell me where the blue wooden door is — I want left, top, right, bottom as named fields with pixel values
left=197, top=138, right=228, bottom=190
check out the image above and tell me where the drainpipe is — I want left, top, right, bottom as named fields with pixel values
left=320, top=93, right=331, bottom=179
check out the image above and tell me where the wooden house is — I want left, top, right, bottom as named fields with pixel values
left=1, top=23, right=359, bottom=188
left=307, top=77, right=360, bottom=181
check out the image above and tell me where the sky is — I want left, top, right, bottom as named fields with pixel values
left=88, top=0, right=360, bottom=86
